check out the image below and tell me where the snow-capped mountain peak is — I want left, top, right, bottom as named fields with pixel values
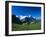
left=19, top=16, right=27, bottom=20
left=16, top=15, right=32, bottom=20
left=16, top=16, right=27, bottom=20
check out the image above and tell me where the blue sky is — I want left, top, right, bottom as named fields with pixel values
left=12, top=6, right=41, bottom=19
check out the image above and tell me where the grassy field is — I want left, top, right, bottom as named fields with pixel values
left=12, top=22, right=41, bottom=31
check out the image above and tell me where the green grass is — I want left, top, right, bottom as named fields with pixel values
left=12, top=22, right=41, bottom=31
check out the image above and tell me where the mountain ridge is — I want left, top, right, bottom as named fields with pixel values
left=12, top=15, right=41, bottom=24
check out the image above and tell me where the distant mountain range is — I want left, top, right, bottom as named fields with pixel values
left=19, top=16, right=35, bottom=22
left=12, top=15, right=41, bottom=24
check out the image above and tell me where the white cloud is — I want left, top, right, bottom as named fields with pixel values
left=36, top=17, right=41, bottom=19
left=28, top=15, right=31, bottom=17
left=16, top=15, right=18, bottom=17
left=33, top=17, right=36, bottom=19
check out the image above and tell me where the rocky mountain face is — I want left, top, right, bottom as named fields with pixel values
left=12, top=15, right=40, bottom=24
left=18, top=16, right=36, bottom=23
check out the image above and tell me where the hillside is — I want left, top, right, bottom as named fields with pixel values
left=12, top=14, right=41, bottom=31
